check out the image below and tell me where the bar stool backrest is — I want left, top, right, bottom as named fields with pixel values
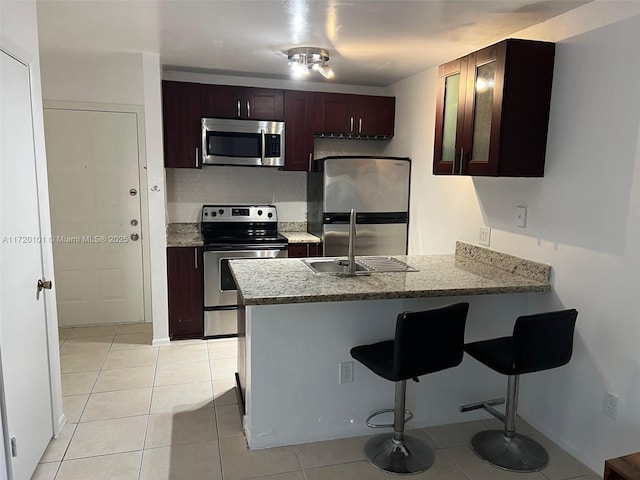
left=512, top=309, right=578, bottom=375
left=393, top=302, right=469, bottom=381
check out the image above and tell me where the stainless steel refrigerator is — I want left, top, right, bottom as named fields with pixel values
left=307, top=156, right=411, bottom=256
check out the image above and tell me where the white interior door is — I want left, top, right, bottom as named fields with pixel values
left=44, top=108, right=144, bottom=326
left=0, top=50, right=54, bottom=480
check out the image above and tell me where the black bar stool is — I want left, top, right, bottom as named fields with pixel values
left=350, top=302, right=469, bottom=475
left=460, top=308, right=578, bottom=472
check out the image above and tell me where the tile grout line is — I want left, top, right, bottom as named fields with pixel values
left=207, top=337, right=227, bottom=479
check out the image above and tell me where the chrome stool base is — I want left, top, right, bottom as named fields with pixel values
left=364, top=433, right=435, bottom=474
left=471, top=430, right=549, bottom=472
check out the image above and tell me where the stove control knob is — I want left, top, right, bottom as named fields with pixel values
left=204, top=212, right=209, bottom=216
left=218, top=209, right=224, bottom=215
left=257, top=210, right=263, bottom=216
left=211, top=211, right=217, bottom=217
left=268, top=212, right=273, bottom=218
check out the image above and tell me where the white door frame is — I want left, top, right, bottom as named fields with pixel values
left=43, top=101, right=152, bottom=325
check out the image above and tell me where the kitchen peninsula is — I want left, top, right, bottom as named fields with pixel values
left=230, top=242, right=551, bottom=450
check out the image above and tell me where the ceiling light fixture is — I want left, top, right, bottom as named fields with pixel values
left=287, top=47, right=334, bottom=80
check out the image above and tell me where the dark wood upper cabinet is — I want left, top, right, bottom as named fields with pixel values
left=162, top=81, right=202, bottom=169
left=433, top=39, right=555, bottom=177
left=167, top=246, right=204, bottom=340
left=355, top=95, right=395, bottom=137
left=200, top=84, right=284, bottom=121
left=284, top=90, right=316, bottom=171
left=314, top=93, right=395, bottom=138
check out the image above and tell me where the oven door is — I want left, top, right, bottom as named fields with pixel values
left=203, top=248, right=287, bottom=337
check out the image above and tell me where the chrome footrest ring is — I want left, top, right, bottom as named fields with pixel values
left=366, top=408, right=414, bottom=428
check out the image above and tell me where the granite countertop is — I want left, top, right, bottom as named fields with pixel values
left=280, top=231, right=321, bottom=244
left=229, top=241, right=552, bottom=306
left=166, top=221, right=319, bottom=247
left=166, top=223, right=203, bottom=247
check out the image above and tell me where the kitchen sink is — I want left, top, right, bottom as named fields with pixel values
left=301, top=256, right=418, bottom=276
left=301, top=258, right=373, bottom=276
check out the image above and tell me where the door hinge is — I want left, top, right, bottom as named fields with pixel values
left=10, top=436, right=16, bottom=457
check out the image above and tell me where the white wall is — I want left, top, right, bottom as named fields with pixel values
left=387, top=1, right=640, bottom=471
left=40, top=51, right=144, bottom=104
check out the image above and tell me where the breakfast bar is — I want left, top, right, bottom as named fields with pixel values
left=230, top=242, right=552, bottom=450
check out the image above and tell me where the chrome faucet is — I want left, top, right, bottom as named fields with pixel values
left=348, top=208, right=356, bottom=275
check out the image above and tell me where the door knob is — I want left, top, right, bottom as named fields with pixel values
left=36, top=279, right=52, bottom=300
left=130, top=233, right=139, bottom=241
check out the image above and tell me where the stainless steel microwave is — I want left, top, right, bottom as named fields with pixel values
left=201, top=118, right=285, bottom=167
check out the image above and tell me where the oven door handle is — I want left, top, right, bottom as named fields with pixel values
left=205, top=245, right=288, bottom=252
left=260, top=129, right=266, bottom=165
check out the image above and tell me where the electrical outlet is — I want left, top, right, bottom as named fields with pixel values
left=479, top=227, right=491, bottom=246
left=339, top=361, right=353, bottom=384
left=603, top=391, right=619, bottom=419
left=515, top=206, right=527, bottom=228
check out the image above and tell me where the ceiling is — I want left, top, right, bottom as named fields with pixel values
left=36, top=0, right=590, bottom=87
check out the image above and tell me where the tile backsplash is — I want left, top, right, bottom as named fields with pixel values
left=165, top=167, right=307, bottom=222
left=165, top=139, right=388, bottom=223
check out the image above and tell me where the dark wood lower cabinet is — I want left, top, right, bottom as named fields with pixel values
left=604, top=452, right=640, bottom=480
left=167, top=246, right=204, bottom=340
left=288, top=243, right=321, bottom=258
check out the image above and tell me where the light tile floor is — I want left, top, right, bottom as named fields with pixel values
left=32, top=323, right=602, bottom=480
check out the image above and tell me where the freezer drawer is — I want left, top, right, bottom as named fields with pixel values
left=205, top=308, right=237, bottom=337
left=323, top=223, right=407, bottom=257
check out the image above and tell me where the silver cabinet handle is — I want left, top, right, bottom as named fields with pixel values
left=308, top=152, right=313, bottom=171
left=247, top=100, right=251, bottom=118
left=451, top=151, right=456, bottom=174
left=237, top=100, right=241, bottom=118
left=194, top=248, right=198, bottom=269
left=349, top=117, right=354, bottom=133
left=459, top=148, right=464, bottom=175
left=358, top=118, right=362, bottom=134
left=260, top=129, right=266, bottom=165
left=195, top=147, right=199, bottom=168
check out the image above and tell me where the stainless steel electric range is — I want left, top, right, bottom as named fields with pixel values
left=201, top=204, right=288, bottom=337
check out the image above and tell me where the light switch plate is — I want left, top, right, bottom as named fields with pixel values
left=515, top=206, right=527, bottom=228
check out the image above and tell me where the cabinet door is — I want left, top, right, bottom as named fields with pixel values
left=201, top=85, right=284, bottom=120
left=307, top=243, right=321, bottom=257
left=433, top=58, right=468, bottom=175
left=287, top=244, right=308, bottom=258
left=288, top=243, right=321, bottom=258
left=245, top=88, right=284, bottom=120
left=284, top=90, right=315, bottom=171
left=356, top=96, right=395, bottom=136
left=462, top=43, right=504, bottom=176
left=200, top=84, right=244, bottom=119
left=162, top=81, right=201, bottom=168
left=167, top=247, right=204, bottom=339
left=315, top=93, right=356, bottom=135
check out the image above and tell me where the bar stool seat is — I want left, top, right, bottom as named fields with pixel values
left=460, top=308, right=578, bottom=472
left=351, top=302, right=469, bottom=475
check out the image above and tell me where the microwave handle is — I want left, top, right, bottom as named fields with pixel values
left=260, top=129, right=265, bottom=165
